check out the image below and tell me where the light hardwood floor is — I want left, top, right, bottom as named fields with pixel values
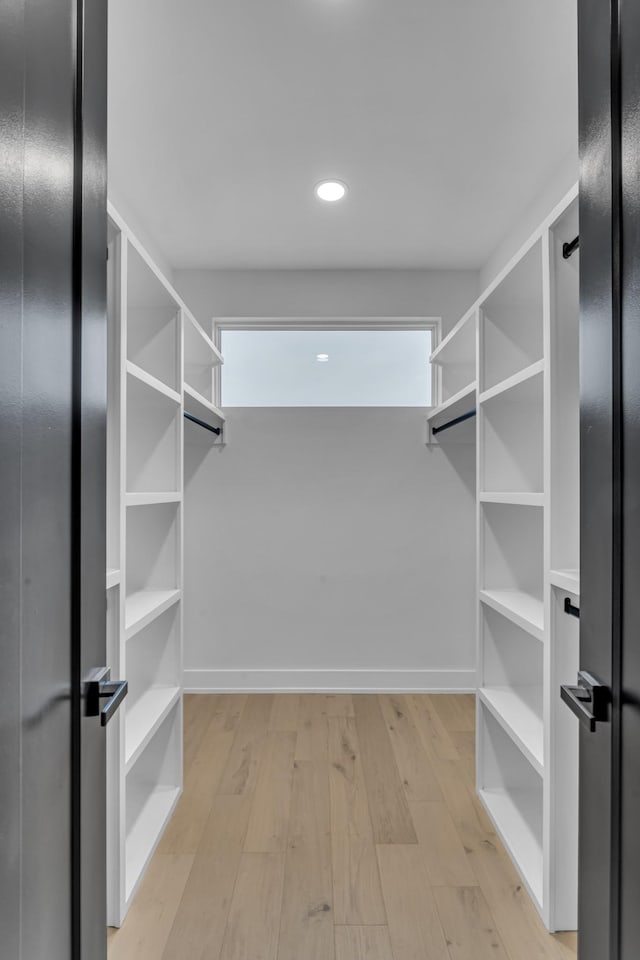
left=108, top=694, right=578, bottom=960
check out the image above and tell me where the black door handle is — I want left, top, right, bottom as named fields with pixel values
left=560, top=671, right=609, bottom=732
left=86, top=668, right=128, bottom=725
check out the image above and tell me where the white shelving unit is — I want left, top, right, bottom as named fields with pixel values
left=468, top=185, right=580, bottom=931
left=427, top=306, right=477, bottom=442
left=106, top=202, right=226, bottom=925
left=106, top=204, right=190, bottom=926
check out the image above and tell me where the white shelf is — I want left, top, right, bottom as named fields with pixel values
left=125, top=784, right=181, bottom=903
left=125, top=589, right=181, bottom=640
left=184, top=383, right=226, bottom=423
left=549, top=568, right=580, bottom=596
left=479, top=589, right=544, bottom=641
left=126, top=492, right=182, bottom=507
left=479, top=787, right=544, bottom=912
left=480, top=492, right=543, bottom=507
left=427, top=381, right=476, bottom=424
left=430, top=309, right=476, bottom=365
left=126, top=360, right=181, bottom=405
left=479, top=359, right=545, bottom=405
left=125, top=687, right=181, bottom=772
left=107, top=568, right=121, bottom=590
left=479, top=687, right=544, bottom=775
left=184, top=312, right=223, bottom=367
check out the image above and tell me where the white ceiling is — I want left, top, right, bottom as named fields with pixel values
left=107, top=0, right=578, bottom=271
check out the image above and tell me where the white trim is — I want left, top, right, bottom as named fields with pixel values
left=183, top=668, right=476, bottom=693
left=211, top=316, right=441, bottom=409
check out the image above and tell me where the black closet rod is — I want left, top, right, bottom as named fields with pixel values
left=562, top=235, right=579, bottom=259
left=431, top=409, right=476, bottom=436
left=184, top=411, right=222, bottom=436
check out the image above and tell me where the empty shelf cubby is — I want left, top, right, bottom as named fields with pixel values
left=479, top=706, right=544, bottom=910
left=480, top=366, right=543, bottom=494
left=125, top=704, right=181, bottom=902
left=480, top=502, right=544, bottom=638
left=127, top=243, right=181, bottom=392
left=126, top=371, right=181, bottom=495
left=480, top=240, right=544, bottom=392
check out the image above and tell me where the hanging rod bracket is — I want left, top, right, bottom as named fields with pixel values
left=562, top=235, right=580, bottom=260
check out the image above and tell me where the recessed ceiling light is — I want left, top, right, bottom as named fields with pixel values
left=315, top=180, right=347, bottom=203
left=316, top=353, right=329, bottom=362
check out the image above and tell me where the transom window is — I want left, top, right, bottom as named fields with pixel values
left=215, top=320, right=438, bottom=407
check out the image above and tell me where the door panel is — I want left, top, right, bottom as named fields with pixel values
left=0, top=1, right=27, bottom=955
left=76, top=0, right=108, bottom=955
left=0, top=0, right=108, bottom=957
left=578, top=1, right=616, bottom=954
left=620, top=3, right=640, bottom=956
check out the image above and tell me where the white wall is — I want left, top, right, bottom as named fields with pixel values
left=175, top=268, right=478, bottom=692
left=184, top=407, right=476, bottom=692
left=174, top=268, right=479, bottom=337
left=479, top=151, right=578, bottom=291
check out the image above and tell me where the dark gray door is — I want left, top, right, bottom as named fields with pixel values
left=573, top=2, right=640, bottom=959
left=0, top=1, right=108, bottom=958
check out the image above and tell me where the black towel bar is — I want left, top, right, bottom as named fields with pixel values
left=184, top=411, right=222, bottom=436
left=431, top=409, right=476, bottom=437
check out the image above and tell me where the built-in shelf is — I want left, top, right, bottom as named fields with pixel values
left=480, top=588, right=544, bottom=641
left=125, top=589, right=181, bottom=640
left=184, top=313, right=223, bottom=367
left=480, top=492, right=544, bottom=506
left=125, top=687, right=181, bottom=772
left=479, top=687, right=544, bottom=775
left=479, top=787, right=544, bottom=911
left=479, top=359, right=545, bottom=406
left=125, top=784, right=181, bottom=903
left=427, top=381, right=476, bottom=425
left=126, top=360, right=181, bottom=405
left=184, top=383, right=225, bottom=423
left=107, top=568, right=121, bottom=590
left=126, top=492, right=182, bottom=507
left=430, top=309, right=476, bottom=366
left=549, top=568, right=580, bottom=596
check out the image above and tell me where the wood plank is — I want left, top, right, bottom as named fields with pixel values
left=430, top=759, right=567, bottom=960
left=328, top=718, right=386, bottom=924
left=108, top=854, right=193, bottom=960
left=334, top=926, right=393, bottom=960
left=451, top=730, right=477, bottom=789
left=158, top=730, right=233, bottom=854
left=269, top=694, right=300, bottom=731
left=428, top=694, right=476, bottom=733
left=296, top=694, right=329, bottom=764
left=378, top=694, right=443, bottom=802
left=376, top=844, right=450, bottom=960
left=277, top=760, right=335, bottom=960
left=183, top=694, right=219, bottom=770
left=204, top=693, right=248, bottom=736
left=219, top=853, right=285, bottom=960
left=405, top=694, right=460, bottom=761
left=352, top=695, right=416, bottom=843
left=410, top=800, right=476, bottom=887
left=244, top=732, right=296, bottom=852
left=433, top=886, right=510, bottom=960
left=161, top=795, right=252, bottom=960
left=218, top=694, right=274, bottom=795
left=321, top=694, right=355, bottom=717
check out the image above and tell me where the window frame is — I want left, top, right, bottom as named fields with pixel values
left=212, top=317, right=442, bottom=409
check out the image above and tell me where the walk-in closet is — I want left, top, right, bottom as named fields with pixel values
left=103, top=1, right=582, bottom=958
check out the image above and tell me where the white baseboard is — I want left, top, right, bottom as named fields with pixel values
left=183, top=668, right=476, bottom=693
